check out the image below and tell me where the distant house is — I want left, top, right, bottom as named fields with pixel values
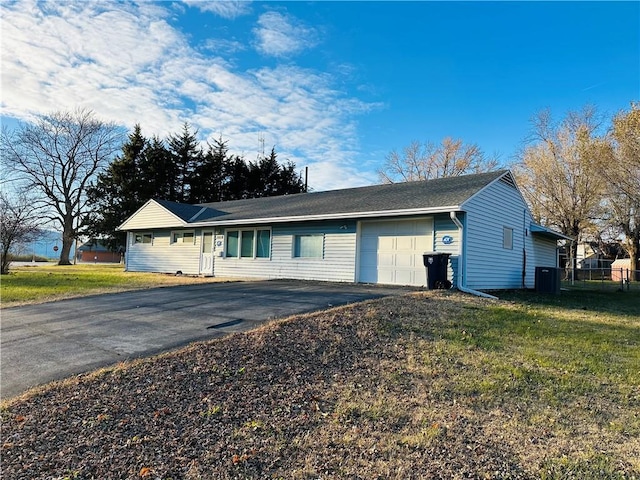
left=77, top=240, right=122, bottom=263
left=576, top=241, right=619, bottom=269
left=118, top=170, right=568, bottom=291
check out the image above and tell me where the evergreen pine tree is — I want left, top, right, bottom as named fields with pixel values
left=191, top=136, right=228, bottom=203
left=223, top=155, right=251, bottom=200
left=167, top=123, right=202, bottom=203
left=140, top=136, right=174, bottom=201
left=86, top=124, right=147, bottom=249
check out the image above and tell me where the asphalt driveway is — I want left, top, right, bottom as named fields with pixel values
left=1, top=280, right=410, bottom=400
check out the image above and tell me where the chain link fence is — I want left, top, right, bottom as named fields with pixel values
left=561, top=267, right=640, bottom=292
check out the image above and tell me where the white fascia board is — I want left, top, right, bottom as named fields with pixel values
left=189, top=206, right=460, bottom=227
left=117, top=199, right=189, bottom=231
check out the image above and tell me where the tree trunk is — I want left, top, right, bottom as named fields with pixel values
left=1, top=245, right=10, bottom=274
left=631, top=231, right=640, bottom=282
left=621, top=221, right=640, bottom=282
left=59, top=234, right=74, bottom=265
left=59, top=215, right=75, bottom=265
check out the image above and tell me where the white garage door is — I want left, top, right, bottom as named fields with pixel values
left=359, top=219, right=433, bottom=286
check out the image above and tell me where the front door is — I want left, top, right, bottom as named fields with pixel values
left=200, top=231, right=214, bottom=275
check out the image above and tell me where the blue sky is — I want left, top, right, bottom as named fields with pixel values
left=1, top=1, right=638, bottom=191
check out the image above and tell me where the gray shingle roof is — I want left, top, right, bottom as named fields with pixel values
left=181, top=170, right=509, bottom=224
left=155, top=199, right=205, bottom=222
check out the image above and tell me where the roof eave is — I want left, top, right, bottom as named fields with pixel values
left=190, top=205, right=461, bottom=227
left=530, top=223, right=573, bottom=241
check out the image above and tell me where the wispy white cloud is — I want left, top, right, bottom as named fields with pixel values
left=0, top=0, right=377, bottom=190
left=202, top=38, right=246, bottom=55
left=253, top=11, right=319, bottom=58
left=182, top=0, right=251, bottom=19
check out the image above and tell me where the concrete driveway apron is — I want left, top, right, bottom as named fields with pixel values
left=1, top=280, right=410, bottom=399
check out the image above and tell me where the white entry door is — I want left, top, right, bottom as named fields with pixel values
left=200, top=231, right=214, bottom=275
left=359, top=219, right=433, bottom=286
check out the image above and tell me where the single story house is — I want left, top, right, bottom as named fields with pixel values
left=77, top=240, right=123, bottom=263
left=118, top=170, right=568, bottom=291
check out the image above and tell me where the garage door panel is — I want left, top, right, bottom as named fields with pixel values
left=395, top=270, right=415, bottom=285
left=359, top=219, right=433, bottom=287
left=368, top=222, right=397, bottom=235
left=378, top=269, right=394, bottom=284
left=378, top=253, right=395, bottom=267
left=378, top=236, right=395, bottom=250
left=396, top=236, right=414, bottom=250
left=395, top=253, right=414, bottom=268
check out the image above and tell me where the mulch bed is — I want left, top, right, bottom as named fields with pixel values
left=0, top=292, right=576, bottom=479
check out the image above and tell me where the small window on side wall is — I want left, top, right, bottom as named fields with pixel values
left=171, top=231, right=195, bottom=245
left=294, top=234, right=323, bottom=258
left=503, top=227, right=513, bottom=250
left=134, top=232, right=153, bottom=245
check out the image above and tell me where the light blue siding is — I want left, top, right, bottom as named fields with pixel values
left=463, top=179, right=554, bottom=290
left=214, top=221, right=357, bottom=282
left=433, top=214, right=463, bottom=287
left=525, top=235, right=559, bottom=287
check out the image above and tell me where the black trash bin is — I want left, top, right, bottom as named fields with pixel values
left=423, top=252, right=452, bottom=289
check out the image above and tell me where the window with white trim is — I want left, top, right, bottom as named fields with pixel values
left=133, top=232, right=153, bottom=245
left=171, top=230, right=195, bottom=245
left=226, top=229, right=271, bottom=259
left=294, top=234, right=324, bottom=258
left=503, top=227, right=513, bottom=250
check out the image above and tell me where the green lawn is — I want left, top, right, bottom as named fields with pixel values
left=373, top=290, right=640, bottom=478
left=0, top=264, right=227, bottom=306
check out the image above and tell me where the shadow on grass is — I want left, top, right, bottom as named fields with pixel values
left=494, top=289, right=640, bottom=317
left=376, top=293, right=639, bottom=406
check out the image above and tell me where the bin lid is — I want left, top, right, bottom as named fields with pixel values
left=423, top=251, right=451, bottom=256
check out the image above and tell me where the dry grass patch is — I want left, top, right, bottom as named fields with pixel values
left=1, top=264, right=246, bottom=307
left=2, top=291, right=638, bottom=479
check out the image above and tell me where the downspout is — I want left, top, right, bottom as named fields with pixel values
left=449, top=211, right=498, bottom=300
left=522, top=208, right=527, bottom=289
left=124, top=232, right=130, bottom=271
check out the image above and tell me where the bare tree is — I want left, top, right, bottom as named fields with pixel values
left=1, top=109, right=123, bottom=265
left=513, top=106, right=607, bottom=270
left=598, top=103, right=640, bottom=275
left=606, top=103, right=640, bottom=204
left=0, top=191, right=42, bottom=274
left=378, top=137, right=500, bottom=183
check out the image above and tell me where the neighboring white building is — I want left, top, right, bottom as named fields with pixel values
left=118, top=170, right=568, bottom=291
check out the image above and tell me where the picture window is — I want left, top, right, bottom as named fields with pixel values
left=226, top=229, right=271, bottom=259
left=294, top=234, right=324, bottom=258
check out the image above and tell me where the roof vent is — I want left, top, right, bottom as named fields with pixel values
left=499, top=172, right=517, bottom=190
